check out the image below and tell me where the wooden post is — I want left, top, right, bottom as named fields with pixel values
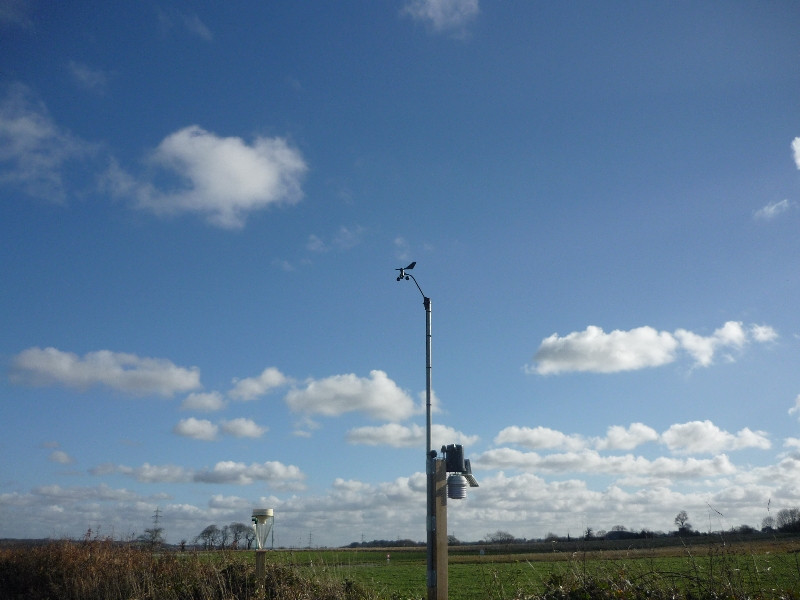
left=256, top=549, right=266, bottom=582
left=428, top=458, right=448, bottom=600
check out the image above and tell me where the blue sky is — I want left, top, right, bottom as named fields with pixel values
left=1, top=0, right=800, bottom=547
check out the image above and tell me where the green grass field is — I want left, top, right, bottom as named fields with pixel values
left=260, top=539, right=800, bottom=600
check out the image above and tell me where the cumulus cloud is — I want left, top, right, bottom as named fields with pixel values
left=5, top=460, right=800, bottom=545
left=67, top=61, right=107, bottom=93
left=193, top=461, right=305, bottom=488
left=661, top=421, right=770, bottom=454
left=346, top=423, right=478, bottom=448
left=49, top=450, right=74, bottom=464
left=792, top=137, right=800, bottom=169
left=285, top=370, right=418, bottom=421
left=180, top=391, right=226, bottom=412
left=173, top=418, right=218, bottom=441
left=104, top=125, right=307, bottom=229
left=750, top=324, right=778, bottom=342
left=530, top=321, right=776, bottom=374
left=208, top=494, right=250, bottom=510
left=0, top=84, right=94, bottom=201
left=492, top=421, right=766, bottom=455
left=402, top=0, right=479, bottom=34
left=220, top=418, right=267, bottom=438
left=97, top=460, right=305, bottom=487
left=473, top=447, right=737, bottom=481
left=595, top=423, right=659, bottom=450
left=674, top=321, right=746, bottom=367
left=494, top=426, right=586, bottom=451
left=789, top=395, right=800, bottom=417
left=493, top=423, right=658, bottom=452
left=532, top=325, right=678, bottom=374
left=228, top=367, right=290, bottom=401
left=11, top=347, right=201, bottom=397
left=754, top=199, right=791, bottom=220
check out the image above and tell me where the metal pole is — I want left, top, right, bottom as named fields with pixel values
left=396, top=268, right=443, bottom=599
left=424, top=296, right=435, bottom=599
left=425, top=297, right=432, bottom=454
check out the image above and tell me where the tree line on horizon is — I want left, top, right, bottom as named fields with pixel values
left=186, top=508, right=800, bottom=550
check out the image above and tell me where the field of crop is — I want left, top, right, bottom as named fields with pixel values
left=265, top=538, right=800, bottom=600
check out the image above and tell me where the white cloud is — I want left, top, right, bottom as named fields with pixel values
left=660, top=421, right=770, bottom=454
left=531, top=321, right=775, bottom=374
left=595, top=423, right=660, bottom=450
left=192, top=461, right=305, bottom=487
left=750, top=324, right=778, bottom=343
left=494, top=426, right=587, bottom=451
left=0, top=84, right=94, bottom=201
left=789, top=395, right=800, bottom=417
left=105, top=125, right=307, bottom=229
left=180, top=391, right=226, bottom=412
left=346, top=423, right=478, bottom=448
left=754, top=199, right=791, bottom=220
left=473, top=447, right=737, bottom=481
left=792, top=137, right=800, bottom=169
left=11, top=347, right=201, bottom=397
left=172, top=418, right=218, bottom=441
left=116, top=463, right=191, bottom=483
left=531, top=325, right=678, bottom=374
left=402, top=0, right=479, bottom=34
left=208, top=494, right=250, bottom=510
left=674, top=321, right=746, bottom=367
left=220, top=418, right=267, bottom=438
left=67, top=61, right=107, bottom=93
left=228, top=367, right=290, bottom=400
left=6, top=460, right=800, bottom=545
left=49, top=450, right=73, bottom=464
left=285, top=370, right=418, bottom=421
left=98, top=460, right=305, bottom=487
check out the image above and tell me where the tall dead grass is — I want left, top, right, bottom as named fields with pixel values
left=0, top=539, right=376, bottom=600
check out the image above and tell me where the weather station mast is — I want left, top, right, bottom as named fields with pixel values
left=395, top=263, right=478, bottom=600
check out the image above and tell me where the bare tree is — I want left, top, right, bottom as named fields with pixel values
left=245, top=526, right=256, bottom=550
left=218, top=525, right=231, bottom=549
left=485, top=530, right=515, bottom=544
left=674, top=511, right=691, bottom=531
left=761, top=516, right=776, bottom=532
left=229, top=522, right=250, bottom=550
left=197, top=524, right=220, bottom=550
left=777, top=508, right=800, bottom=532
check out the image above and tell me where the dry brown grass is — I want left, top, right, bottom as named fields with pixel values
left=0, top=538, right=377, bottom=600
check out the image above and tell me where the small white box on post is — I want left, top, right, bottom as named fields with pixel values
left=252, top=508, right=274, bottom=581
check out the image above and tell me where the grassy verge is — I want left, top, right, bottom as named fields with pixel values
left=0, top=539, right=377, bottom=600
left=3, top=538, right=800, bottom=599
